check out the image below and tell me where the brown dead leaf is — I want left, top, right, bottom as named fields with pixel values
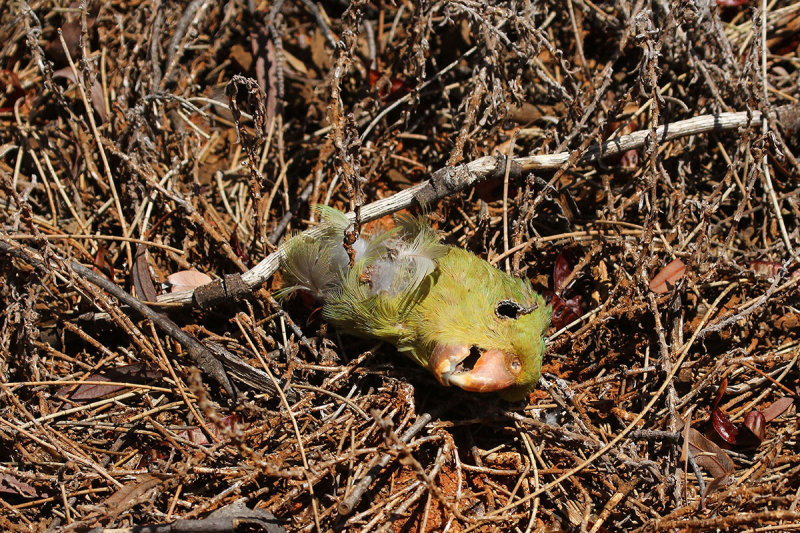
left=649, top=259, right=686, bottom=294
left=167, top=270, right=213, bottom=292
left=63, top=364, right=165, bottom=401
left=177, top=414, right=241, bottom=446
left=91, top=244, right=114, bottom=280
left=229, top=44, right=253, bottom=71
left=0, top=473, right=38, bottom=499
left=177, top=426, right=210, bottom=445
left=687, top=427, right=736, bottom=478
left=748, top=260, right=783, bottom=279
left=102, top=474, right=164, bottom=519
left=65, top=374, right=123, bottom=401
left=132, top=244, right=158, bottom=302
left=761, top=396, right=795, bottom=422
left=702, top=474, right=732, bottom=504
left=52, top=67, right=107, bottom=123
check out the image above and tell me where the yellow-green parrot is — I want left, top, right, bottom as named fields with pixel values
left=279, top=207, right=551, bottom=401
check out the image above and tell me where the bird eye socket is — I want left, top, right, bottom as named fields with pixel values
left=496, top=300, right=538, bottom=320
left=509, top=358, right=522, bottom=372
left=496, top=300, right=522, bottom=319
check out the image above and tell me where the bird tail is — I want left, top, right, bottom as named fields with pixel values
left=277, top=206, right=394, bottom=300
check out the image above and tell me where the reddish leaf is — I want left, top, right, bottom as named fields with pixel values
left=178, top=426, right=210, bottom=446
left=761, top=396, right=794, bottom=422
left=748, top=260, right=783, bottom=279
left=713, top=378, right=728, bottom=410
left=67, top=374, right=122, bottom=401
left=549, top=250, right=583, bottom=328
left=389, top=78, right=412, bottom=97
left=92, top=244, right=114, bottom=280
left=712, top=407, right=739, bottom=445
left=64, top=364, right=165, bottom=401
left=43, top=9, right=98, bottom=66
left=107, top=364, right=164, bottom=381
left=602, top=117, right=640, bottom=167
left=553, top=252, right=573, bottom=290
left=710, top=380, right=781, bottom=446
left=717, top=0, right=748, bottom=6
left=52, top=67, right=107, bottom=123
left=743, top=411, right=765, bottom=441
left=167, top=270, right=213, bottom=292
left=367, top=68, right=380, bottom=87
left=546, top=292, right=582, bottom=329
left=0, top=473, right=38, bottom=499
left=367, top=68, right=412, bottom=99
left=45, top=20, right=82, bottom=65
left=300, top=291, right=318, bottom=312
left=711, top=379, right=747, bottom=445
left=177, top=414, right=241, bottom=446
left=649, top=258, right=686, bottom=294
left=229, top=224, right=250, bottom=266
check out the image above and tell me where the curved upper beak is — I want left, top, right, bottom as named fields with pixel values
left=429, top=344, right=520, bottom=393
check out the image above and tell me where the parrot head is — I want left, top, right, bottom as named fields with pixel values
left=413, top=248, right=551, bottom=401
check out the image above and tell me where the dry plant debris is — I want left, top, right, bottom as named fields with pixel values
left=1, top=1, right=799, bottom=532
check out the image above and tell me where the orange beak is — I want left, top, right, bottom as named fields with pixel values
left=429, top=344, right=522, bottom=393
